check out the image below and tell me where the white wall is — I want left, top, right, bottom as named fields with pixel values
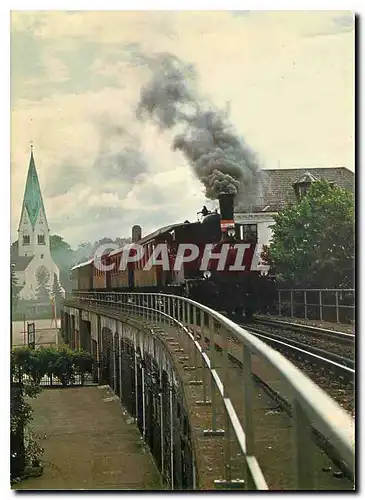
left=18, top=253, right=64, bottom=301
left=18, top=206, right=50, bottom=258
left=235, top=212, right=276, bottom=247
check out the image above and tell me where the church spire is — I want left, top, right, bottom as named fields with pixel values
left=19, top=146, right=48, bottom=230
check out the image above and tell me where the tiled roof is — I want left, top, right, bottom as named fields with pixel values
left=236, top=167, right=354, bottom=213
left=12, top=255, right=34, bottom=272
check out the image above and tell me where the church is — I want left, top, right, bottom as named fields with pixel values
left=12, top=147, right=64, bottom=305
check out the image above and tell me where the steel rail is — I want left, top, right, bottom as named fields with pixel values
left=253, top=317, right=355, bottom=343
left=244, top=325, right=355, bottom=372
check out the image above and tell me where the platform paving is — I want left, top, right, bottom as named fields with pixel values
left=13, top=386, right=162, bottom=491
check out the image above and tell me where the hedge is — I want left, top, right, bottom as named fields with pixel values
left=12, top=346, right=95, bottom=387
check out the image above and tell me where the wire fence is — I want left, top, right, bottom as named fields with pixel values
left=277, top=289, right=355, bottom=324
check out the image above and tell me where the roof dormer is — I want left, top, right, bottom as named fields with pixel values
left=293, top=171, right=319, bottom=201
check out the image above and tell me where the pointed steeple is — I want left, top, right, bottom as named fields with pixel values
left=19, top=146, right=48, bottom=230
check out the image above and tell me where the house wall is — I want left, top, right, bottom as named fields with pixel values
left=235, top=212, right=276, bottom=248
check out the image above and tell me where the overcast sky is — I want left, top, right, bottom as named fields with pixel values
left=11, top=10, right=354, bottom=248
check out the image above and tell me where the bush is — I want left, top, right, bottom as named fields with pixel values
left=11, top=346, right=95, bottom=387
left=72, top=350, right=94, bottom=385
left=11, top=379, right=43, bottom=480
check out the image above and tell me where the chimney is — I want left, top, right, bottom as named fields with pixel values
left=218, top=193, right=235, bottom=241
left=132, top=225, right=142, bottom=243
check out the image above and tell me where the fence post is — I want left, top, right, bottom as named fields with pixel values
left=292, top=398, right=315, bottom=489
left=335, top=291, right=340, bottom=323
left=304, top=291, right=307, bottom=320
left=142, top=361, right=146, bottom=440
left=112, top=331, right=116, bottom=393
left=169, top=385, right=174, bottom=490
left=319, top=291, right=323, bottom=321
left=159, top=365, right=164, bottom=479
left=290, top=290, right=294, bottom=318
left=118, top=333, right=123, bottom=402
left=134, top=330, right=139, bottom=423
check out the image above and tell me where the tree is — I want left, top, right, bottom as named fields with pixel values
left=50, top=235, right=75, bottom=293
left=262, top=180, right=355, bottom=289
left=11, top=241, right=19, bottom=262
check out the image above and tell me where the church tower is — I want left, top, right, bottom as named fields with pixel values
left=18, top=146, right=51, bottom=258
left=14, top=146, right=64, bottom=302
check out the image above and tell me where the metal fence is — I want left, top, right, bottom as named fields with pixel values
left=277, top=289, right=355, bottom=324
left=67, top=291, right=355, bottom=490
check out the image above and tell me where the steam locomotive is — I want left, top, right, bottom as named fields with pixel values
left=71, top=193, right=274, bottom=319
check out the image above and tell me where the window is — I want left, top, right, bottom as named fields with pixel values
left=40, top=254, right=44, bottom=259
left=242, top=224, right=258, bottom=242
left=294, top=185, right=308, bottom=200
left=23, top=233, right=30, bottom=245
left=38, top=234, right=45, bottom=245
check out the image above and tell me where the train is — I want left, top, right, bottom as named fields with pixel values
left=70, top=193, right=275, bottom=319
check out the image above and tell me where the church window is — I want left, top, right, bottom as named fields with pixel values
left=23, top=233, right=30, bottom=245
left=38, top=233, right=45, bottom=245
left=41, top=254, right=44, bottom=259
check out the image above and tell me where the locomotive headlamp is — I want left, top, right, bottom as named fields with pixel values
left=203, top=270, right=211, bottom=279
left=227, top=228, right=235, bottom=237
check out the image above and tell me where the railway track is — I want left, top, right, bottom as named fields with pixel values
left=207, top=313, right=355, bottom=414
left=224, top=314, right=355, bottom=369
left=196, top=325, right=354, bottom=484
left=242, top=325, right=355, bottom=373
left=253, top=317, right=355, bottom=344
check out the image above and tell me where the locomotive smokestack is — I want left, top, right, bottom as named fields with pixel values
left=132, top=225, right=142, bottom=243
left=218, top=193, right=235, bottom=241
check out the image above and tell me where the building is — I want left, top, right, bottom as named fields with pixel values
left=235, top=167, right=355, bottom=248
left=12, top=147, right=64, bottom=304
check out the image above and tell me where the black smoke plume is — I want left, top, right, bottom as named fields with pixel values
left=136, top=52, right=262, bottom=204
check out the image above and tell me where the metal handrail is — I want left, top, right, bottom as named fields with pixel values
left=67, top=290, right=355, bottom=489
left=279, top=289, right=355, bottom=293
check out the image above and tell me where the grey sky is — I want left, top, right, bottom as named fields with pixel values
left=11, top=11, right=354, bottom=247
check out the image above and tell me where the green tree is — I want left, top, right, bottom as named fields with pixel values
left=263, top=180, right=354, bottom=288
left=11, top=241, right=19, bottom=262
left=50, top=235, right=74, bottom=293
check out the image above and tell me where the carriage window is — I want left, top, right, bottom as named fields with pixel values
left=242, top=224, right=257, bottom=242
